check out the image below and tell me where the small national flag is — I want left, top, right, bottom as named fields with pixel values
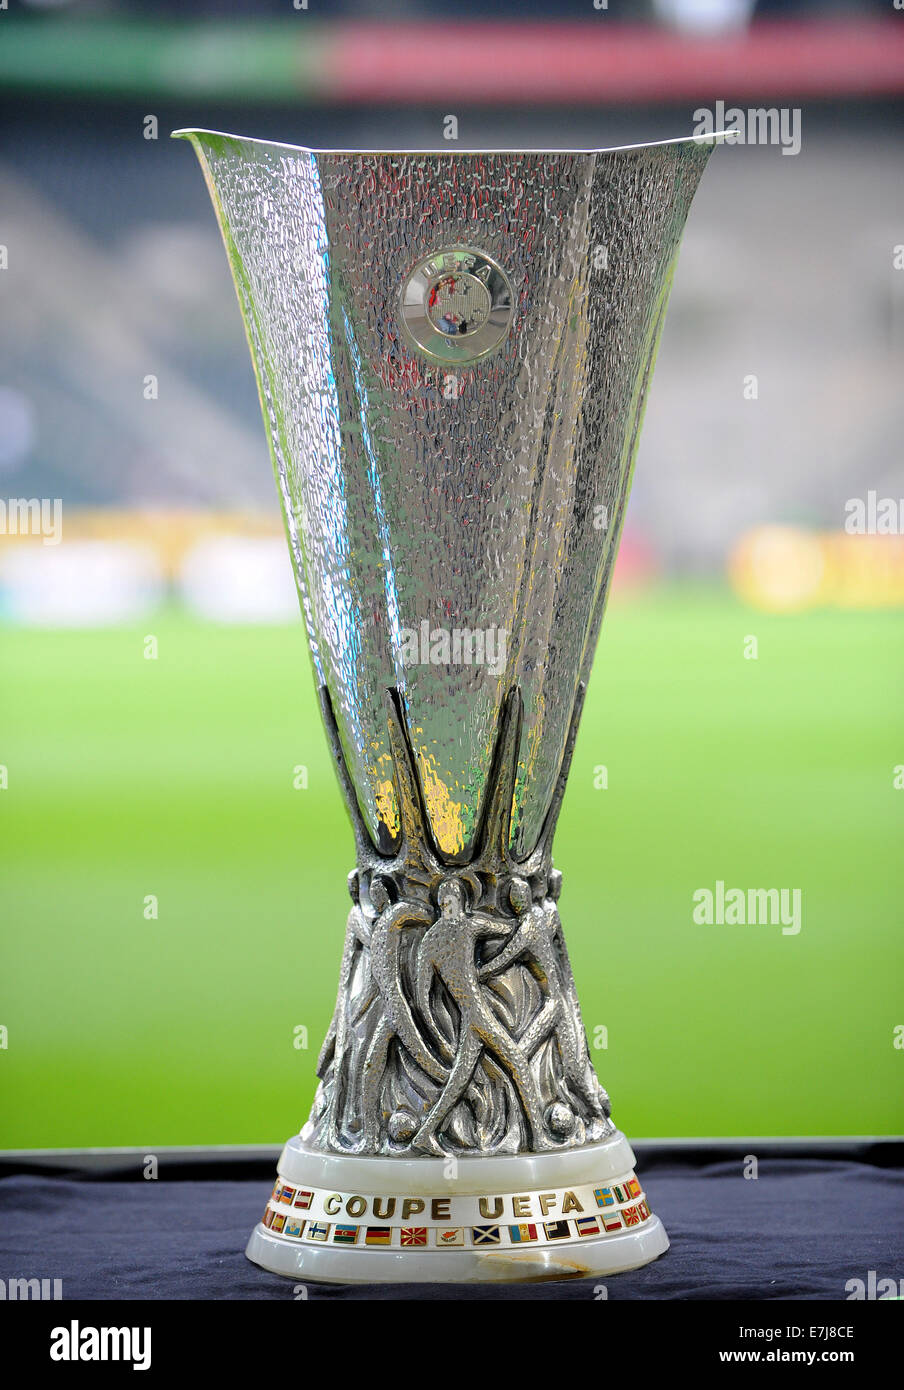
left=594, top=1187, right=614, bottom=1208
left=576, top=1216, right=601, bottom=1238
left=603, top=1212, right=623, bottom=1232
left=637, top=1199, right=651, bottom=1222
left=471, top=1226, right=501, bottom=1246
left=544, top=1220, right=571, bottom=1241
left=435, top=1228, right=464, bottom=1247
left=278, top=1185, right=296, bottom=1206
left=622, top=1205, right=641, bottom=1227
left=306, top=1222, right=329, bottom=1242
left=333, top=1225, right=358, bottom=1245
left=612, top=1183, right=628, bottom=1204
left=284, top=1219, right=305, bottom=1238
left=263, top=1207, right=275, bottom=1228
left=509, top=1223, right=538, bottom=1244
left=271, top=1212, right=286, bottom=1233
left=293, top=1190, right=314, bottom=1210
left=365, top=1227, right=392, bottom=1247
left=401, top=1227, right=427, bottom=1247
left=625, top=1177, right=642, bottom=1200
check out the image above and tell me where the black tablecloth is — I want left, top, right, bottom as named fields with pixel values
left=2, top=1153, right=901, bottom=1300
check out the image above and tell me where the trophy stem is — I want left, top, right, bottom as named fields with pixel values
left=311, top=683, right=612, bottom=1158
left=245, top=685, right=669, bottom=1281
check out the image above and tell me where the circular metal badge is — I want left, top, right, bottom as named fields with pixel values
left=400, top=247, right=514, bottom=365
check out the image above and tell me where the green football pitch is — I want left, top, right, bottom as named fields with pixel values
left=1, top=586, right=901, bottom=1148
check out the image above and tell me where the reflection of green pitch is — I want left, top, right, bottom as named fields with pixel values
left=1, top=586, right=902, bottom=1149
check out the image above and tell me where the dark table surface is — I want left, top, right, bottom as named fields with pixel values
left=2, top=1147, right=901, bottom=1300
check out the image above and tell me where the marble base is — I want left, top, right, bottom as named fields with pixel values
left=245, top=1130, right=669, bottom=1284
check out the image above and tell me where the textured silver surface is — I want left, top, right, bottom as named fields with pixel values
left=179, top=134, right=714, bottom=861
left=178, top=132, right=716, bottom=1156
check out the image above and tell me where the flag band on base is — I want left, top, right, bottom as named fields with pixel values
left=258, top=1170, right=653, bottom=1250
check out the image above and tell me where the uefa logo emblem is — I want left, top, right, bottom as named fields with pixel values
left=400, top=246, right=514, bottom=365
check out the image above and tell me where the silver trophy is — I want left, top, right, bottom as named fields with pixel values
left=176, top=129, right=720, bottom=1282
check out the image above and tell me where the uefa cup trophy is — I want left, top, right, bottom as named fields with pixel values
left=176, top=129, right=720, bottom=1282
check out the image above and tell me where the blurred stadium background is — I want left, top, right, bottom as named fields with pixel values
left=1, top=0, right=902, bottom=1148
